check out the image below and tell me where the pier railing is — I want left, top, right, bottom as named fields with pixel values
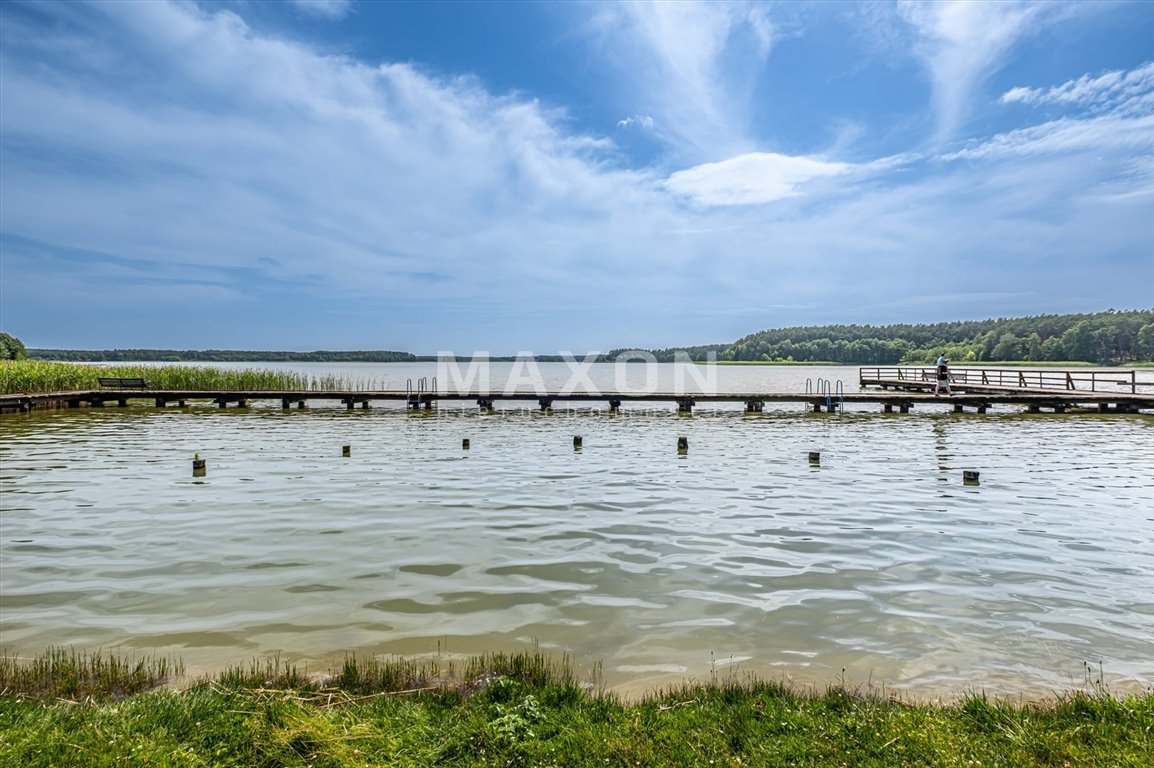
left=859, top=366, right=1144, bottom=393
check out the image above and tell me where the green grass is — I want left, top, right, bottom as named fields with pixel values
left=0, top=360, right=388, bottom=395
left=0, top=647, right=183, bottom=700
left=1, top=648, right=1150, bottom=767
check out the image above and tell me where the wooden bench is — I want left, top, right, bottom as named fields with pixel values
left=97, top=377, right=148, bottom=389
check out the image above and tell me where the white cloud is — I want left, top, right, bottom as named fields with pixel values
left=616, top=114, right=655, bottom=130
left=586, top=0, right=775, bottom=161
left=897, top=0, right=1048, bottom=143
left=665, top=152, right=852, bottom=206
left=290, top=0, right=354, bottom=20
left=944, top=114, right=1154, bottom=161
left=1000, top=61, right=1154, bottom=116
left=951, top=61, right=1154, bottom=161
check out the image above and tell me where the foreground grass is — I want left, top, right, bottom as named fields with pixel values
left=0, top=360, right=383, bottom=395
left=1, top=650, right=1151, bottom=767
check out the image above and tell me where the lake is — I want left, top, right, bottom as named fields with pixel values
left=1, top=363, right=1151, bottom=697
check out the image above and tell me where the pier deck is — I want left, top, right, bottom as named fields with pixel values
left=2, top=387, right=1151, bottom=414
left=859, top=366, right=1150, bottom=395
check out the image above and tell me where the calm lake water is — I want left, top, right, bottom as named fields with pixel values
left=1, top=364, right=1152, bottom=697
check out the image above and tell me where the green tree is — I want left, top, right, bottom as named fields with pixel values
left=1025, top=332, right=1043, bottom=361
left=1061, top=321, right=1097, bottom=362
left=1041, top=336, right=1065, bottom=361
left=1137, top=323, right=1154, bottom=360
left=0, top=332, right=27, bottom=360
left=991, top=332, right=1023, bottom=361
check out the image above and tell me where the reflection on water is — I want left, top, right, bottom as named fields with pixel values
left=1, top=377, right=1152, bottom=697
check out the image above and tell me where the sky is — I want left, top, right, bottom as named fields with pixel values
left=1, top=0, right=1151, bottom=354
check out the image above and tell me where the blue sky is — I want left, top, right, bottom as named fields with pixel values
left=1, top=0, right=1151, bottom=353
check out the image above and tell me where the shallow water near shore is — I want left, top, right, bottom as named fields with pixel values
left=1, top=364, right=1152, bottom=697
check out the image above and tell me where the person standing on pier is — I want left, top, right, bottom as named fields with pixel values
left=935, top=353, right=952, bottom=396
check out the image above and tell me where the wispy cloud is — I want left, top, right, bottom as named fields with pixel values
left=943, top=114, right=1154, bottom=161
left=948, top=62, right=1154, bottom=161
left=1001, top=61, right=1154, bottom=115
left=897, top=0, right=1048, bottom=144
left=290, top=0, right=354, bottom=21
left=586, top=0, right=774, bottom=162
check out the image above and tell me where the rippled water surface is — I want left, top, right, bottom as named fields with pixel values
left=2, top=365, right=1152, bottom=696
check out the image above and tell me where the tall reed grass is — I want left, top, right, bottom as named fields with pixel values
left=0, top=647, right=182, bottom=700
left=0, top=360, right=384, bottom=395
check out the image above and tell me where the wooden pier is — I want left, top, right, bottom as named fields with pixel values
left=859, top=366, right=1148, bottom=395
left=2, top=380, right=1152, bottom=416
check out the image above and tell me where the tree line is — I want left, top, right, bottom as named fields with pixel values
left=712, top=310, right=1154, bottom=365
left=22, top=348, right=418, bottom=363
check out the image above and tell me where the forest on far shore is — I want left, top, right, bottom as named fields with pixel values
left=6, top=309, right=1154, bottom=366
left=611, top=309, right=1154, bottom=365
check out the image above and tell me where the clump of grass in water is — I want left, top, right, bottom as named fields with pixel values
left=0, top=359, right=376, bottom=394
left=0, top=647, right=182, bottom=700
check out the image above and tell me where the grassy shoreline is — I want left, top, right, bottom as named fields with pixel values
left=2, top=649, right=1150, bottom=766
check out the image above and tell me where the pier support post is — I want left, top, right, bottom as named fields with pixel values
left=155, top=399, right=167, bottom=408
left=745, top=400, right=764, bottom=413
left=282, top=398, right=291, bottom=410
left=178, top=400, right=187, bottom=408
left=608, top=399, right=621, bottom=413
left=676, top=399, right=694, bottom=414
left=899, top=403, right=911, bottom=414
left=118, top=399, right=128, bottom=408
left=298, top=400, right=306, bottom=409
left=883, top=403, right=893, bottom=413
left=977, top=404, right=988, bottom=414
left=812, top=403, right=822, bottom=413
left=538, top=398, right=553, bottom=412
left=1027, top=404, right=1040, bottom=413
left=363, top=401, right=371, bottom=410
left=477, top=398, right=495, bottom=413
left=677, top=436, right=688, bottom=454
left=91, top=399, right=104, bottom=408
left=953, top=404, right=964, bottom=413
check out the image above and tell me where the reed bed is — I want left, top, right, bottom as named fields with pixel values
left=0, top=360, right=386, bottom=395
